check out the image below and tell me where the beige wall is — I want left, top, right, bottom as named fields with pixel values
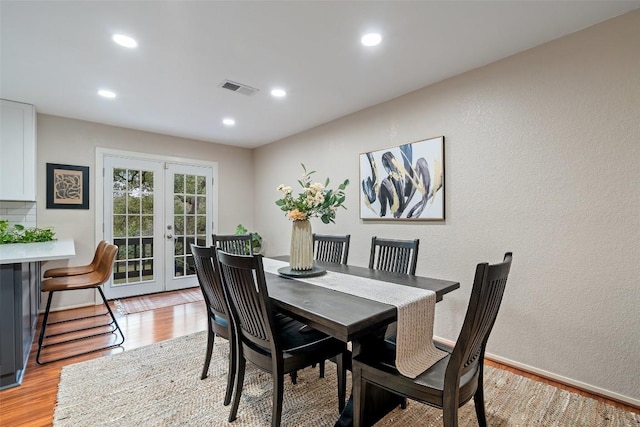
left=36, top=114, right=254, bottom=309
left=254, top=11, right=640, bottom=404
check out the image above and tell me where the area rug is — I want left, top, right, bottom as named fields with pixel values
left=54, top=332, right=639, bottom=426
left=114, top=288, right=204, bottom=315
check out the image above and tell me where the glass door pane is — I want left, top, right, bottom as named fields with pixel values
left=104, top=157, right=164, bottom=299
left=165, top=163, right=213, bottom=291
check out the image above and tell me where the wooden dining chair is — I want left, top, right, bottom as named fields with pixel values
left=43, top=240, right=107, bottom=277
left=36, top=243, right=124, bottom=364
left=369, top=236, right=420, bottom=275
left=212, top=233, right=253, bottom=255
left=352, top=253, right=513, bottom=427
left=369, top=236, right=420, bottom=345
left=190, top=244, right=235, bottom=406
left=313, top=233, right=351, bottom=265
left=216, top=250, right=348, bottom=427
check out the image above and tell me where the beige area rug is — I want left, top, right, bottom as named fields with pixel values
left=54, top=332, right=639, bottom=426
left=114, top=288, right=204, bottom=315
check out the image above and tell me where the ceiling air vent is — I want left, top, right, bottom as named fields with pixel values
left=219, top=80, right=259, bottom=96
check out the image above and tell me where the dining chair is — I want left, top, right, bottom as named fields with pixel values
left=43, top=240, right=108, bottom=277
left=352, top=252, right=513, bottom=427
left=369, top=236, right=420, bottom=346
left=309, top=233, right=351, bottom=378
left=313, top=233, right=351, bottom=265
left=369, top=236, right=420, bottom=275
left=216, top=250, right=348, bottom=427
left=36, top=243, right=124, bottom=364
left=212, top=233, right=253, bottom=255
left=190, top=244, right=235, bottom=406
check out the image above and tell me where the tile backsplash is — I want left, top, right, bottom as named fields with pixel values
left=0, top=201, right=37, bottom=228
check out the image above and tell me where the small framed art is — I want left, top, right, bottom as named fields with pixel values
left=46, top=163, right=90, bottom=209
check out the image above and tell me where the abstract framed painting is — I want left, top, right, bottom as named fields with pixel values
left=359, top=136, right=444, bottom=220
left=46, top=163, right=90, bottom=209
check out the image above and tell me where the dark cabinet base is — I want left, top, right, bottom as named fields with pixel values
left=1, top=262, right=40, bottom=390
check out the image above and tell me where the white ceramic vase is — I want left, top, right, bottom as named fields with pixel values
left=289, top=219, right=313, bottom=270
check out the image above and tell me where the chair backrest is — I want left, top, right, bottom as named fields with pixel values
left=368, top=236, right=419, bottom=275
left=313, top=233, right=350, bottom=265
left=90, top=240, right=109, bottom=268
left=212, top=234, right=253, bottom=255
left=216, top=251, right=279, bottom=354
left=447, top=253, right=513, bottom=383
left=190, top=244, right=228, bottom=320
left=96, top=244, right=119, bottom=284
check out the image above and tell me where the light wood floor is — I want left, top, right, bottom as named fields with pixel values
left=0, top=290, right=637, bottom=427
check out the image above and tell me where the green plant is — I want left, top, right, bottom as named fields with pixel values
left=0, top=219, right=56, bottom=244
left=235, top=224, right=262, bottom=252
left=275, top=163, right=349, bottom=224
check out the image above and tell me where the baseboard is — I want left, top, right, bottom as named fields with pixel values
left=38, top=302, right=96, bottom=314
left=434, top=336, right=640, bottom=409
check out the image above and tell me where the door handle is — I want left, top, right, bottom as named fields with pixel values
left=166, top=234, right=173, bottom=239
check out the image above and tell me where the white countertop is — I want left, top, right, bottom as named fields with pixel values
left=0, top=239, right=76, bottom=264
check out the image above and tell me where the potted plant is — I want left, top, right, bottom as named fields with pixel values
left=0, top=219, right=56, bottom=244
left=235, top=224, right=262, bottom=254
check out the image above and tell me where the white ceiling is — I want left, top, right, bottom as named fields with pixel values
left=1, top=1, right=638, bottom=149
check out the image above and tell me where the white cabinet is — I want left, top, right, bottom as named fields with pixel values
left=0, top=99, right=37, bottom=201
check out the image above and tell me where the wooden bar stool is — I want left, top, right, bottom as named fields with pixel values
left=43, top=240, right=107, bottom=278
left=36, top=243, right=124, bottom=364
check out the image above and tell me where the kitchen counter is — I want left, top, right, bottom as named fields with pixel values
left=0, top=239, right=75, bottom=264
left=1, top=238, right=75, bottom=389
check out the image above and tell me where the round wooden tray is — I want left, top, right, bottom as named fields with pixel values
left=277, top=265, right=326, bottom=278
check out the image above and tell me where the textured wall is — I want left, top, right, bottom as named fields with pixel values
left=254, top=11, right=640, bottom=403
left=36, top=114, right=254, bottom=309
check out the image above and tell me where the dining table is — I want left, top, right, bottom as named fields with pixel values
left=263, top=256, right=460, bottom=426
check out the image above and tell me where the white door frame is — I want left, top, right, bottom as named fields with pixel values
left=96, top=148, right=218, bottom=299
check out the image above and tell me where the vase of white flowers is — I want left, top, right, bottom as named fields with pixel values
left=276, top=164, right=349, bottom=271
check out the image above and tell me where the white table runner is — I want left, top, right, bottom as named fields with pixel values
left=262, top=258, right=447, bottom=378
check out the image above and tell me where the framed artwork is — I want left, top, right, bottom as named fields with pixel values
left=359, top=136, right=444, bottom=220
left=46, top=163, right=89, bottom=209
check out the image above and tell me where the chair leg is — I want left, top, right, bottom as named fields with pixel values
left=36, top=291, right=55, bottom=365
left=474, top=366, right=488, bottom=427
left=97, top=286, right=125, bottom=346
left=201, top=322, right=215, bottom=380
left=290, top=371, right=297, bottom=384
left=400, top=397, right=407, bottom=409
left=443, top=405, right=459, bottom=427
left=336, top=352, right=346, bottom=413
left=229, top=356, right=246, bottom=422
left=272, top=370, right=285, bottom=427
left=224, top=336, right=236, bottom=406
left=319, top=359, right=326, bottom=378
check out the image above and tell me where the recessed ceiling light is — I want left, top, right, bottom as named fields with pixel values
left=361, top=33, right=382, bottom=47
left=223, top=118, right=236, bottom=126
left=98, top=89, right=116, bottom=98
left=112, top=34, right=138, bottom=48
left=271, top=88, right=287, bottom=98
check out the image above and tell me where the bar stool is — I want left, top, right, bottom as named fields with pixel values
left=43, top=240, right=107, bottom=278
left=36, top=243, right=124, bottom=364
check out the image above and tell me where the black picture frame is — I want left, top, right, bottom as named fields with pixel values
left=46, top=163, right=90, bottom=209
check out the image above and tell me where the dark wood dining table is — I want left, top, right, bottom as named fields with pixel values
left=265, top=257, right=460, bottom=426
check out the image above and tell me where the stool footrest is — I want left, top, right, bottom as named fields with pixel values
left=37, top=285, right=125, bottom=365
left=44, top=319, right=116, bottom=339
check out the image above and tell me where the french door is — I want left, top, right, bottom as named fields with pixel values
left=102, top=155, right=215, bottom=299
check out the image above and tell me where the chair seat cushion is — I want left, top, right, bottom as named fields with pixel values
left=354, top=340, right=477, bottom=393
left=275, top=315, right=338, bottom=353
left=213, top=314, right=228, bottom=329
left=41, top=271, right=104, bottom=292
